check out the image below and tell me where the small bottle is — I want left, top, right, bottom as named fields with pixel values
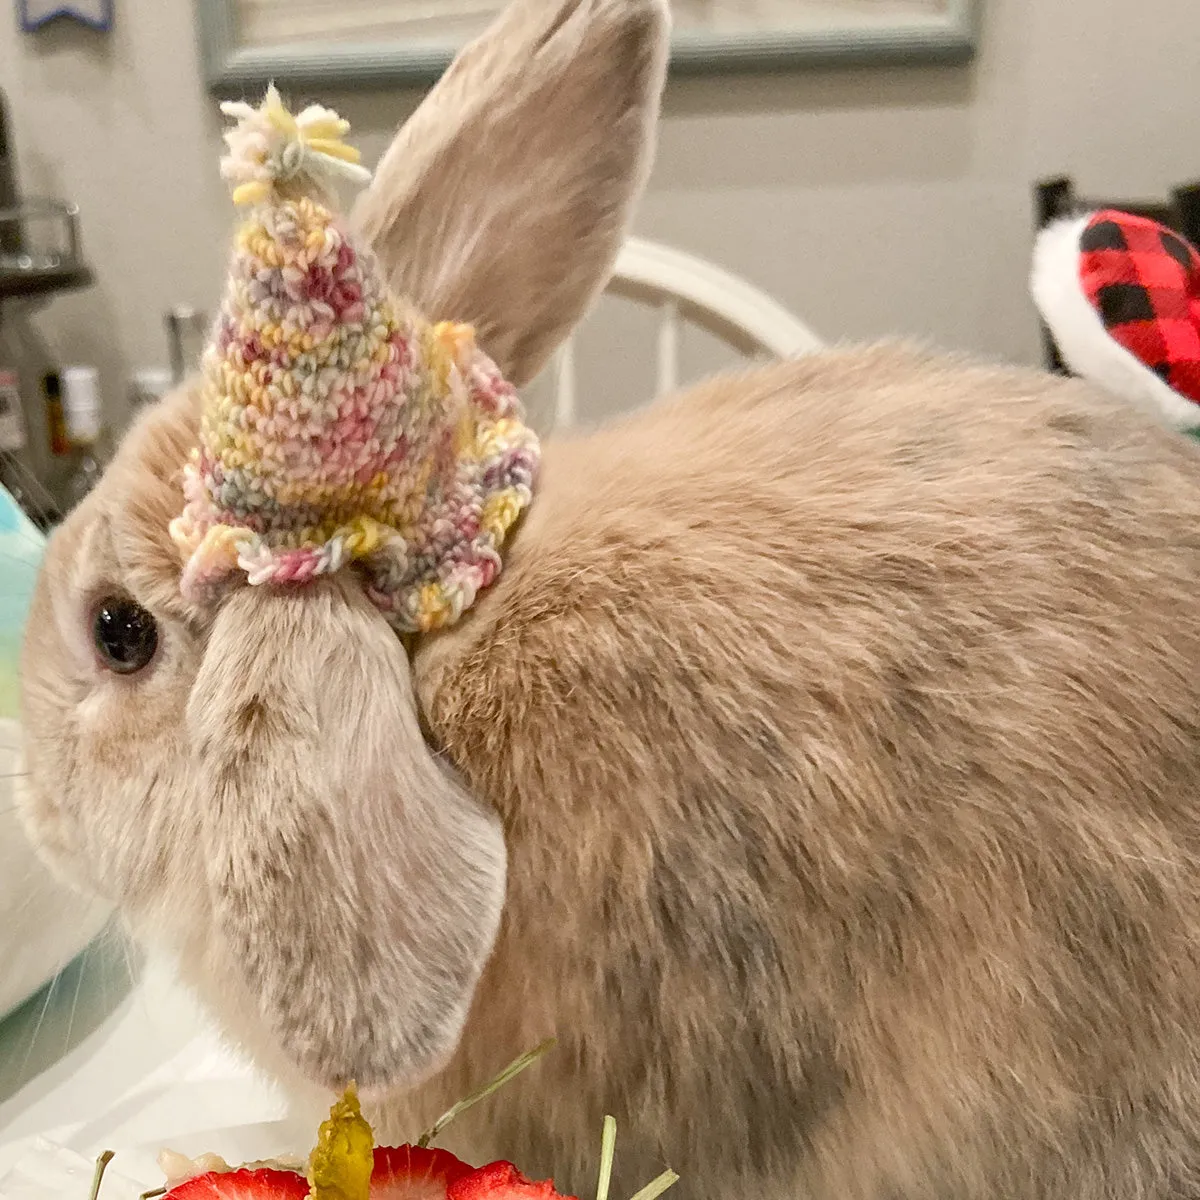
left=62, top=365, right=107, bottom=511
left=44, top=370, right=69, bottom=456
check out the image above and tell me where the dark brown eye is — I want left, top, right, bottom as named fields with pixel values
left=93, top=597, right=159, bottom=675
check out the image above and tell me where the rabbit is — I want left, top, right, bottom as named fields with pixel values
left=18, top=0, right=1200, bottom=1195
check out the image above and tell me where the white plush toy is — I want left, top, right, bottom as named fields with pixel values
left=1032, top=207, right=1200, bottom=435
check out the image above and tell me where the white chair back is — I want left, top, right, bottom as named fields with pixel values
left=549, top=236, right=824, bottom=430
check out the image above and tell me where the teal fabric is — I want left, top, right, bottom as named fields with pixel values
left=0, top=482, right=55, bottom=1028
left=0, top=481, right=42, bottom=720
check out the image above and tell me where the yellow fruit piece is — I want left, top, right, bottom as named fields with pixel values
left=307, top=1084, right=375, bottom=1200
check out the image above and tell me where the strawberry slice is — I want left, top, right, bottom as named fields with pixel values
left=166, top=1168, right=311, bottom=1200
left=371, top=1145, right=477, bottom=1200
left=447, top=1161, right=574, bottom=1200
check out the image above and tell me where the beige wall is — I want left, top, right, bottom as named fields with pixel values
left=2, top=0, right=1199, bottom=441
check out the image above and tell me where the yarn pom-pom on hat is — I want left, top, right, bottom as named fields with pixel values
left=168, top=86, right=540, bottom=633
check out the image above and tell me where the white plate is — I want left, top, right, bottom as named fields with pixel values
left=0, top=719, right=113, bottom=1024
left=0, top=947, right=309, bottom=1199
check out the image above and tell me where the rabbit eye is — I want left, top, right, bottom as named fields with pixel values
left=92, top=596, right=159, bottom=675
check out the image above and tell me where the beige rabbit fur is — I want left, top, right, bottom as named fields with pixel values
left=19, top=0, right=1200, bottom=1197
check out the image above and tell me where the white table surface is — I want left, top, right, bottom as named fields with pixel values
left=0, top=939, right=308, bottom=1199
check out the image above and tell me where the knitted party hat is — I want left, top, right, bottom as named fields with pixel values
left=169, top=86, right=540, bottom=632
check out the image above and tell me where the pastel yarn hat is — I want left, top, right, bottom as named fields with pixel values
left=169, top=86, right=540, bottom=632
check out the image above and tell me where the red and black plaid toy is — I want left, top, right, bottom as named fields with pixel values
left=1031, top=207, right=1200, bottom=433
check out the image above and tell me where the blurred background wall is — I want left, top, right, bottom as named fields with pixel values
left=2, top=0, right=1199, bottom=430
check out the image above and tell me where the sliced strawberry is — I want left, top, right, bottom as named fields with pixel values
left=371, top=1145, right=477, bottom=1200
left=166, top=1168, right=311, bottom=1200
left=447, top=1161, right=574, bottom=1200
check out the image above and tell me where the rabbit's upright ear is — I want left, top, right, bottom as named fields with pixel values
left=352, top=0, right=670, bottom=386
left=188, top=577, right=506, bottom=1093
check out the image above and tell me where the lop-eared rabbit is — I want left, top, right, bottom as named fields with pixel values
left=19, top=0, right=1200, bottom=1196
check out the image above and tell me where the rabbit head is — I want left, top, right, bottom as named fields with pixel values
left=18, top=0, right=669, bottom=1099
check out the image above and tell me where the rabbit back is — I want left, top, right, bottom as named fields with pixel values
left=409, top=342, right=1200, bottom=1200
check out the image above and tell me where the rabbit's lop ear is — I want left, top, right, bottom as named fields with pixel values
left=352, top=0, right=670, bottom=386
left=188, top=578, right=506, bottom=1093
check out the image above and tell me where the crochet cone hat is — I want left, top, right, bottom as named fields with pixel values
left=170, top=86, right=540, bottom=632
left=1031, top=208, right=1200, bottom=435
